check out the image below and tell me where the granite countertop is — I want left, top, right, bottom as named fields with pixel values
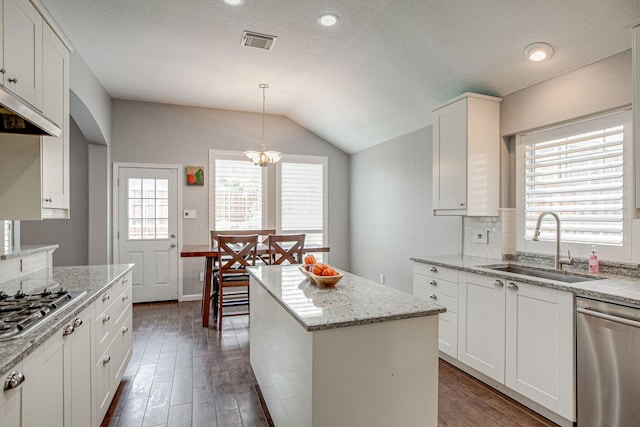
left=411, top=254, right=640, bottom=308
left=0, top=264, right=134, bottom=375
left=0, top=244, right=58, bottom=260
left=247, top=265, right=445, bottom=332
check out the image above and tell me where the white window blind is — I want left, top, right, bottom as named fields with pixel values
left=214, top=158, right=263, bottom=230
left=522, top=112, right=627, bottom=246
left=277, top=157, right=327, bottom=248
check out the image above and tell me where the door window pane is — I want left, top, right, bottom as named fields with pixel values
left=128, top=178, right=169, bottom=239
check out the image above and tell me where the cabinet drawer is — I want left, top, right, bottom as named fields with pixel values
left=413, top=263, right=459, bottom=283
left=95, top=347, right=112, bottom=424
left=94, top=272, right=131, bottom=315
left=95, top=283, right=132, bottom=358
left=110, top=311, right=133, bottom=386
left=414, top=273, right=458, bottom=299
left=439, top=311, right=458, bottom=358
left=414, top=287, right=458, bottom=314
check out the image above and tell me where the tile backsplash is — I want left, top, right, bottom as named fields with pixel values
left=462, top=209, right=515, bottom=259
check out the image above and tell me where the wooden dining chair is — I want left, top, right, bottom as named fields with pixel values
left=215, top=234, right=258, bottom=330
left=210, top=229, right=275, bottom=246
left=267, top=234, right=306, bottom=265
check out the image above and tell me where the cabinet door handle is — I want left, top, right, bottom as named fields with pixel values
left=507, top=283, right=518, bottom=291
left=430, top=280, right=437, bottom=286
left=493, top=279, right=504, bottom=288
left=429, top=267, right=437, bottom=273
left=102, top=293, right=110, bottom=302
left=102, top=355, right=111, bottom=364
left=0, top=68, right=5, bottom=74
left=73, top=318, right=83, bottom=328
left=44, top=198, right=53, bottom=203
left=122, top=326, right=129, bottom=334
left=7, top=77, right=17, bottom=83
left=62, top=324, right=75, bottom=336
left=102, top=314, right=111, bottom=323
left=4, top=371, right=25, bottom=391
left=429, top=293, right=437, bottom=300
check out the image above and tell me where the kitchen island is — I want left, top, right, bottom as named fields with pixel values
left=248, top=265, right=445, bottom=427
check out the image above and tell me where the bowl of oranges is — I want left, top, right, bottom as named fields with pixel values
left=299, top=255, right=343, bottom=288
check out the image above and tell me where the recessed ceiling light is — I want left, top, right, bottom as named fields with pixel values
left=524, top=42, right=554, bottom=62
left=224, top=0, right=243, bottom=6
left=318, top=13, right=338, bottom=26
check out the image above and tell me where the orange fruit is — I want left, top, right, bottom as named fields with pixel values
left=304, top=255, right=316, bottom=265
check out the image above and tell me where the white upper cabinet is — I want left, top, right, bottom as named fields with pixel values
left=0, top=3, right=70, bottom=220
left=41, top=21, right=69, bottom=214
left=432, top=92, right=501, bottom=216
left=2, top=0, right=43, bottom=108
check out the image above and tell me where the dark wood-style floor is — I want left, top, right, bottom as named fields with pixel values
left=102, top=301, right=558, bottom=427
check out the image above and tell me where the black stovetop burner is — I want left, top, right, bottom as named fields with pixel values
left=0, top=288, right=85, bottom=340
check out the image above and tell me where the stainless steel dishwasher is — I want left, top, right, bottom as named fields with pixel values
left=576, top=297, right=640, bottom=426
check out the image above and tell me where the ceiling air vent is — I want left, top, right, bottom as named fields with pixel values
left=241, top=31, right=277, bottom=50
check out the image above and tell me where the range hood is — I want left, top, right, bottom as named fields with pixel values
left=0, top=86, right=61, bottom=137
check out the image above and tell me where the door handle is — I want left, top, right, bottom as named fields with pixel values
left=171, top=233, right=176, bottom=238
left=170, top=243, right=177, bottom=248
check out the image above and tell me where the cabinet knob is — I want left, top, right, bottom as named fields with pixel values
left=430, top=267, right=437, bottom=273
left=122, top=294, right=129, bottom=301
left=102, top=293, right=110, bottom=302
left=0, top=68, right=5, bottom=74
left=102, top=314, right=111, bottom=323
left=4, top=371, right=25, bottom=391
left=507, top=282, right=518, bottom=291
left=493, top=279, right=504, bottom=288
left=429, top=293, right=437, bottom=300
left=122, top=277, right=128, bottom=284
left=430, top=280, right=437, bottom=286
left=122, top=326, right=129, bottom=334
left=7, top=77, right=17, bottom=84
left=62, top=324, right=75, bottom=336
left=102, top=355, right=111, bottom=364
left=73, top=318, right=83, bottom=328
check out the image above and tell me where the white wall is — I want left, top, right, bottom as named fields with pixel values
left=350, top=127, right=461, bottom=294
left=110, top=100, right=350, bottom=296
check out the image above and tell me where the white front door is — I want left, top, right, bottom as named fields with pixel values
left=116, top=165, right=179, bottom=302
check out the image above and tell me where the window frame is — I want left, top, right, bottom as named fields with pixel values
left=515, top=108, right=634, bottom=261
left=275, top=154, right=329, bottom=246
left=208, top=150, right=269, bottom=233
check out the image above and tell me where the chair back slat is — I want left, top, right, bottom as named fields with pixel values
left=267, top=234, right=305, bottom=265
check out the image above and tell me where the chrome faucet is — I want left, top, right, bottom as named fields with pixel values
left=531, top=211, right=573, bottom=270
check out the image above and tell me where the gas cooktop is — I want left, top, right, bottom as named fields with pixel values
left=0, top=288, right=86, bottom=340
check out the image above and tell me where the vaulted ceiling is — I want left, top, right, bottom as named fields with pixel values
left=40, top=0, right=640, bottom=153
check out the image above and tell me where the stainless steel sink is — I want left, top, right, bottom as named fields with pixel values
left=482, top=264, right=601, bottom=283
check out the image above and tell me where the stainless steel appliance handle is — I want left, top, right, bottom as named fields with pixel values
left=577, top=307, right=640, bottom=328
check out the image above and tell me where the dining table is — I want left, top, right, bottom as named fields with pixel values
left=181, top=242, right=330, bottom=327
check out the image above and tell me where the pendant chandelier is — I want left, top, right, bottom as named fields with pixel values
left=244, top=83, right=282, bottom=167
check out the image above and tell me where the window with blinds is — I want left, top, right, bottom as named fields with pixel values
left=521, top=111, right=629, bottom=246
left=214, top=157, right=264, bottom=230
left=277, top=156, right=327, bottom=248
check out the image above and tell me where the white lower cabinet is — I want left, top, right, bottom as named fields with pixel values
left=457, top=271, right=575, bottom=422
left=63, top=304, right=93, bottom=427
left=94, top=272, right=133, bottom=426
left=413, top=263, right=459, bottom=358
left=505, top=280, right=575, bottom=421
left=0, top=271, right=133, bottom=427
left=21, top=330, right=65, bottom=427
left=458, top=272, right=505, bottom=382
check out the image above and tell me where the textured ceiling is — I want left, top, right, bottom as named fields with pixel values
left=40, top=0, right=640, bottom=154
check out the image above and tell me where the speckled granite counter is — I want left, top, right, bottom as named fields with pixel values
left=247, top=264, right=445, bottom=331
left=0, top=264, right=134, bottom=375
left=411, top=254, right=640, bottom=308
left=0, top=244, right=58, bottom=260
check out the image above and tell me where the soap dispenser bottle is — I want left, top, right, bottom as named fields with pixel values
left=589, top=245, right=599, bottom=274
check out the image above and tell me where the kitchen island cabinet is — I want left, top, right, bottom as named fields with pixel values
left=248, top=265, right=444, bottom=427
